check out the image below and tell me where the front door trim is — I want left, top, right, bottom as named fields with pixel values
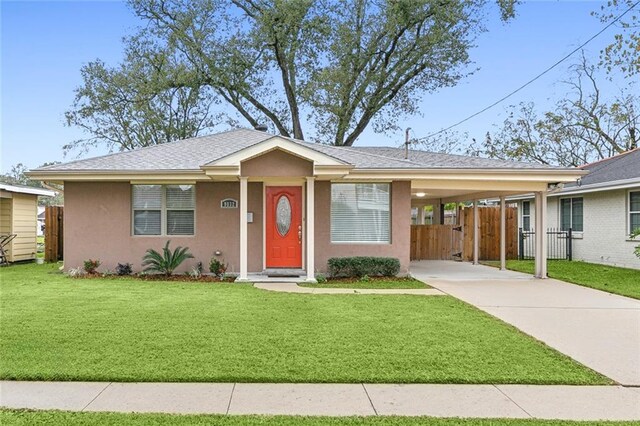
left=263, top=183, right=304, bottom=269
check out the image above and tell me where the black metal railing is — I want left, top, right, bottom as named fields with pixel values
left=519, top=228, right=573, bottom=261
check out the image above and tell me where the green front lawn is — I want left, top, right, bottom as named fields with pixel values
left=0, top=264, right=607, bottom=384
left=2, top=410, right=637, bottom=426
left=299, top=277, right=429, bottom=289
left=485, top=260, right=640, bottom=300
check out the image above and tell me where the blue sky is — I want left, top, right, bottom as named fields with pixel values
left=0, top=0, right=624, bottom=171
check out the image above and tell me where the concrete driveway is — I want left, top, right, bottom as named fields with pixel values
left=410, top=261, right=640, bottom=386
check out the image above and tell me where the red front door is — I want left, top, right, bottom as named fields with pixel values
left=266, top=186, right=302, bottom=268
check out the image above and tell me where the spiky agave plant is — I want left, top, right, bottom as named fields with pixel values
left=142, top=240, right=194, bottom=276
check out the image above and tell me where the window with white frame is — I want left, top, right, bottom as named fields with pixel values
left=560, top=197, right=583, bottom=232
left=132, top=185, right=195, bottom=236
left=522, top=201, right=531, bottom=230
left=630, top=191, right=640, bottom=234
left=331, top=183, right=390, bottom=243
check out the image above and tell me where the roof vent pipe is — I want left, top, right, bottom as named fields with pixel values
left=405, top=127, right=412, bottom=159
left=254, top=124, right=268, bottom=132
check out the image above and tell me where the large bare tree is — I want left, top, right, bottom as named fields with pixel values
left=65, top=38, right=219, bottom=155
left=128, top=0, right=516, bottom=145
left=470, top=53, right=639, bottom=166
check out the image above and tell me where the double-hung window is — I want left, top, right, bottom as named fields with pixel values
left=630, top=191, right=640, bottom=234
left=331, top=183, right=390, bottom=243
left=132, top=185, right=195, bottom=236
left=560, top=197, right=583, bottom=232
left=522, top=201, right=531, bottom=230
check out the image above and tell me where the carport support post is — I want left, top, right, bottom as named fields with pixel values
left=238, top=176, right=249, bottom=282
left=305, top=177, right=316, bottom=282
left=500, top=196, right=506, bottom=271
left=534, top=191, right=548, bottom=279
left=473, top=200, right=479, bottom=265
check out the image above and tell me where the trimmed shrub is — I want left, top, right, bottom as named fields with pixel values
left=83, top=259, right=101, bottom=274
left=327, top=256, right=400, bottom=278
left=115, top=263, right=133, bottom=276
left=209, top=257, right=228, bottom=279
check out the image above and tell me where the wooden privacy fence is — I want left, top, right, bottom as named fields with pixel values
left=410, top=225, right=461, bottom=260
left=44, top=206, right=63, bottom=262
left=410, top=206, right=518, bottom=261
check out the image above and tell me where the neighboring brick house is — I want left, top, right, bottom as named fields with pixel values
left=515, top=148, right=640, bottom=269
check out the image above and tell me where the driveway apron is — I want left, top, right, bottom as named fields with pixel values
left=410, top=261, right=640, bottom=386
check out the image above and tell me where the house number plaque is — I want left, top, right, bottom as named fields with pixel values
left=221, top=198, right=238, bottom=209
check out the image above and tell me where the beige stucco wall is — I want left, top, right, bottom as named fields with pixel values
left=241, top=149, right=313, bottom=177
left=63, top=179, right=412, bottom=275
left=64, top=181, right=264, bottom=273
left=313, top=180, right=412, bottom=275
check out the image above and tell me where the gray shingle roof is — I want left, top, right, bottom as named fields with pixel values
left=34, top=128, right=565, bottom=172
left=37, top=129, right=272, bottom=171
left=566, top=148, right=640, bottom=187
left=349, top=146, right=555, bottom=169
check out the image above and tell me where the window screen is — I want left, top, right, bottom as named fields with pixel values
left=630, top=191, right=640, bottom=234
left=560, top=197, right=583, bottom=232
left=132, top=185, right=195, bottom=236
left=522, top=201, right=531, bottom=230
left=166, top=185, right=195, bottom=235
left=331, top=183, right=390, bottom=243
left=133, top=185, right=162, bottom=235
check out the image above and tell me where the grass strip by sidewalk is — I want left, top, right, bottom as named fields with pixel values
left=2, top=410, right=638, bottom=425
left=0, top=263, right=608, bottom=384
left=484, top=260, right=640, bottom=300
left=299, top=277, right=429, bottom=289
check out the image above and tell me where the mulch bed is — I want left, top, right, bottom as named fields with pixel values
left=74, top=273, right=236, bottom=283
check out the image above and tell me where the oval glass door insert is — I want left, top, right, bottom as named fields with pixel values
left=276, top=195, right=292, bottom=237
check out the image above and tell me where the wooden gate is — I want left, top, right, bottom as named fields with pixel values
left=44, top=206, right=63, bottom=262
left=410, top=206, right=517, bottom=261
left=410, top=224, right=461, bottom=260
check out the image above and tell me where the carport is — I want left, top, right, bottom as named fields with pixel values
left=406, top=169, right=580, bottom=278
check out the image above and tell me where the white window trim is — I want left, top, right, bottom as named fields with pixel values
left=330, top=182, right=392, bottom=244
left=559, top=196, right=584, bottom=233
left=132, top=185, right=196, bottom=237
left=629, top=190, right=640, bottom=236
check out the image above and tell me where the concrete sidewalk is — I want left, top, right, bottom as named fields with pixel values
left=2, top=381, right=640, bottom=420
left=411, top=261, right=640, bottom=386
left=254, top=282, right=444, bottom=295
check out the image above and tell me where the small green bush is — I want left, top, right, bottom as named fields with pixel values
left=327, top=256, right=400, bottom=278
left=631, top=229, right=640, bottom=259
left=209, top=257, right=228, bottom=279
left=142, top=240, right=194, bottom=276
left=115, top=263, right=133, bottom=276
left=315, top=273, right=327, bottom=283
left=83, top=259, right=101, bottom=274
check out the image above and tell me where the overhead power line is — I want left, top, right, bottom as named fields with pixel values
left=415, top=0, right=640, bottom=143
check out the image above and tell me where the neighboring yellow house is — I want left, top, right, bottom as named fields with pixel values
left=0, top=183, right=56, bottom=262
